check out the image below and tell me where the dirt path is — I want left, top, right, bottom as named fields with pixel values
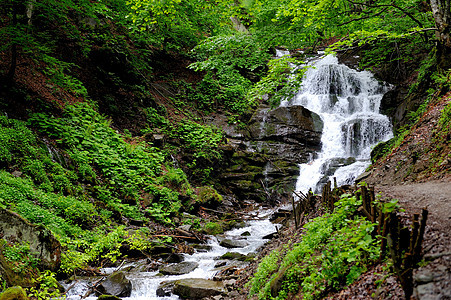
left=376, top=178, right=451, bottom=300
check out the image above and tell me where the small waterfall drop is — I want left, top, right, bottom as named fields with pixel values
left=280, top=55, right=393, bottom=193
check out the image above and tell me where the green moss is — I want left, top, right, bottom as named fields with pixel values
left=197, top=186, right=222, bottom=207
left=203, top=222, right=223, bottom=235
left=0, top=286, right=28, bottom=300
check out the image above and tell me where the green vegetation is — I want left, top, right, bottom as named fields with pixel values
left=0, top=0, right=450, bottom=297
left=248, top=194, right=381, bottom=300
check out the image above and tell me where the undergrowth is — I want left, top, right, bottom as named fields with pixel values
left=248, top=193, right=381, bottom=300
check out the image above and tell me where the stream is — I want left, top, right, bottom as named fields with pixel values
left=62, top=53, right=393, bottom=299
left=62, top=209, right=279, bottom=300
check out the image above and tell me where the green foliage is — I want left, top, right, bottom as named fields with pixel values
left=125, top=0, right=235, bottom=50
left=437, top=101, right=451, bottom=136
left=248, top=54, right=307, bottom=107
left=166, top=118, right=223, bottom=181
left=0, top=116, right=77, bottom=193
left=0, top=171, right=87, bottom=238
left=1, top=241, right=39, bottom=275
left=189, top=33, right=271, bottom=113
left=27, top=270, right=64, bottom=300
left=248, top=194, right=381, bottom=299
left=29, top=103, right=189, bottom=219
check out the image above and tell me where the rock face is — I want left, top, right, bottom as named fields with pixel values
left=0, top=209, right=61, bottom=271
left=172, top=278, right=225, bottom=299
left=210, top=104, right=322, bottom=202
left=159, top=261, right=199, bottom=275
left=96, top=271, right=132, bottom=298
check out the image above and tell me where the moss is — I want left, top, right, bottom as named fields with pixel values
left=203, top=222, right=223, bottom=235
left=0, top=286, right=28, bottom=300
left=197, top=186, right=222, bottom=208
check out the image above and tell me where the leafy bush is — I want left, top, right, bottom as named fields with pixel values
left=189, top=33, right=270, bottom=114
left=248, top=194, right=381, bottom=300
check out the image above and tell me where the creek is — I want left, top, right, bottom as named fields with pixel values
left=62, top=209, right=279, bottom=300
left=62, top=54, right=393, bottom=299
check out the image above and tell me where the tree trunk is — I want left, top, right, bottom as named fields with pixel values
left=6, top=2, right=18, bottom=81
left=430, top=0, right=451, bottom=69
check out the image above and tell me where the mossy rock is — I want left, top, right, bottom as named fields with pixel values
left=0, top=286, right=28, bottom=300
left=202, top=222, right=223, bottom=235
left=197, top=186, right=222, bottom=208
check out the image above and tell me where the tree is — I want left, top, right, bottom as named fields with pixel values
left=430, top=0, right=451, bottom=68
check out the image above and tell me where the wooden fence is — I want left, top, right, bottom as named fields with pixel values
left=291, top=182, right=428, bottom=299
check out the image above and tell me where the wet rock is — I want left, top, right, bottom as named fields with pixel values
left=178, top=225, right=192, bottom=232
left=219, top=238, right=248, bottom=249
left=262, top=232, right=278, bottom=239
left=96, top=271, right=132, bottom=298
left=166, top=253, right=184, bottom=263
left=0, top=209, right=61, bottom=273
left=159, top=261, right=199, bottom=275
left=214, top=261, right=227, bottom=268
left=191, top=244, right=213, bottom=252
left=219, top=252, right=247, bottom=261
left=172, top=278, right=225, bottom=299
left=97, top=295, right=121, bottom=300
left=0, top=286, right=28, bottom=300
left=240, top=231, right=251, bottom=236
left=156, top=281, right=175, bottom=297
left=414, top=272, right=435, bottom=284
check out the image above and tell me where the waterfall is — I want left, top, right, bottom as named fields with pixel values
left=280, top=54, right=393, bottom=193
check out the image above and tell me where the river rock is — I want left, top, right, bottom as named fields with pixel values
left=0, top=286, right=28, bottom=300
left=0, top=209, right=61, bottom=272
left=96, top=271, right=132, bottom=298
left=166, top=253, right=184, bottom=263
left=172, top=278, right=225, bottom=299
left=97, top=296, right=121, bottom=300
left=156, top=281, right=175, bottom=297
left=219, top=238, right=248, bottom=249
left=160, top=261, right=199, bottom=275
left=262, top=232, right=278, bottom=239
left=219, top=252, right=247, bottom=261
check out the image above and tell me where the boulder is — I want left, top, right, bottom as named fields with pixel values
left=0, top=209, right=61, bottom=271
left=219, top=238, right=248, bottom=249
left=96, top=271, right=132, bottom=298
left=172, top=278, right=225, bottom=299
left=0, top=286, right=28, bottom=300
left=159, top=261, right=199, bottom=275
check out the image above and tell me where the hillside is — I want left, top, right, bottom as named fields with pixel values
left=0, top=0, right=450, bottom=299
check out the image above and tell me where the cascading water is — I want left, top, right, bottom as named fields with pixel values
left=280, top=54, right=393, bottom=193
left=62, top=209, right=278, bottom=300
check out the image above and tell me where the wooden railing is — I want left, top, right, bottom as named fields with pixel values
left=291, top=182, right=428, bottom=299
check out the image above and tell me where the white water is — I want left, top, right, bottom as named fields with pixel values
left=62, top=209, right=278, bottom=300
left=280, top=54, right=393, bottom=193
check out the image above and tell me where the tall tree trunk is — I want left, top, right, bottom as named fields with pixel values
left=430, top=0, right=451, bottom=69
left=6, top=3, right=18, bottom=81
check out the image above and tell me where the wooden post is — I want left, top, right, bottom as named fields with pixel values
left=414, top=209, right=429, bottom=261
